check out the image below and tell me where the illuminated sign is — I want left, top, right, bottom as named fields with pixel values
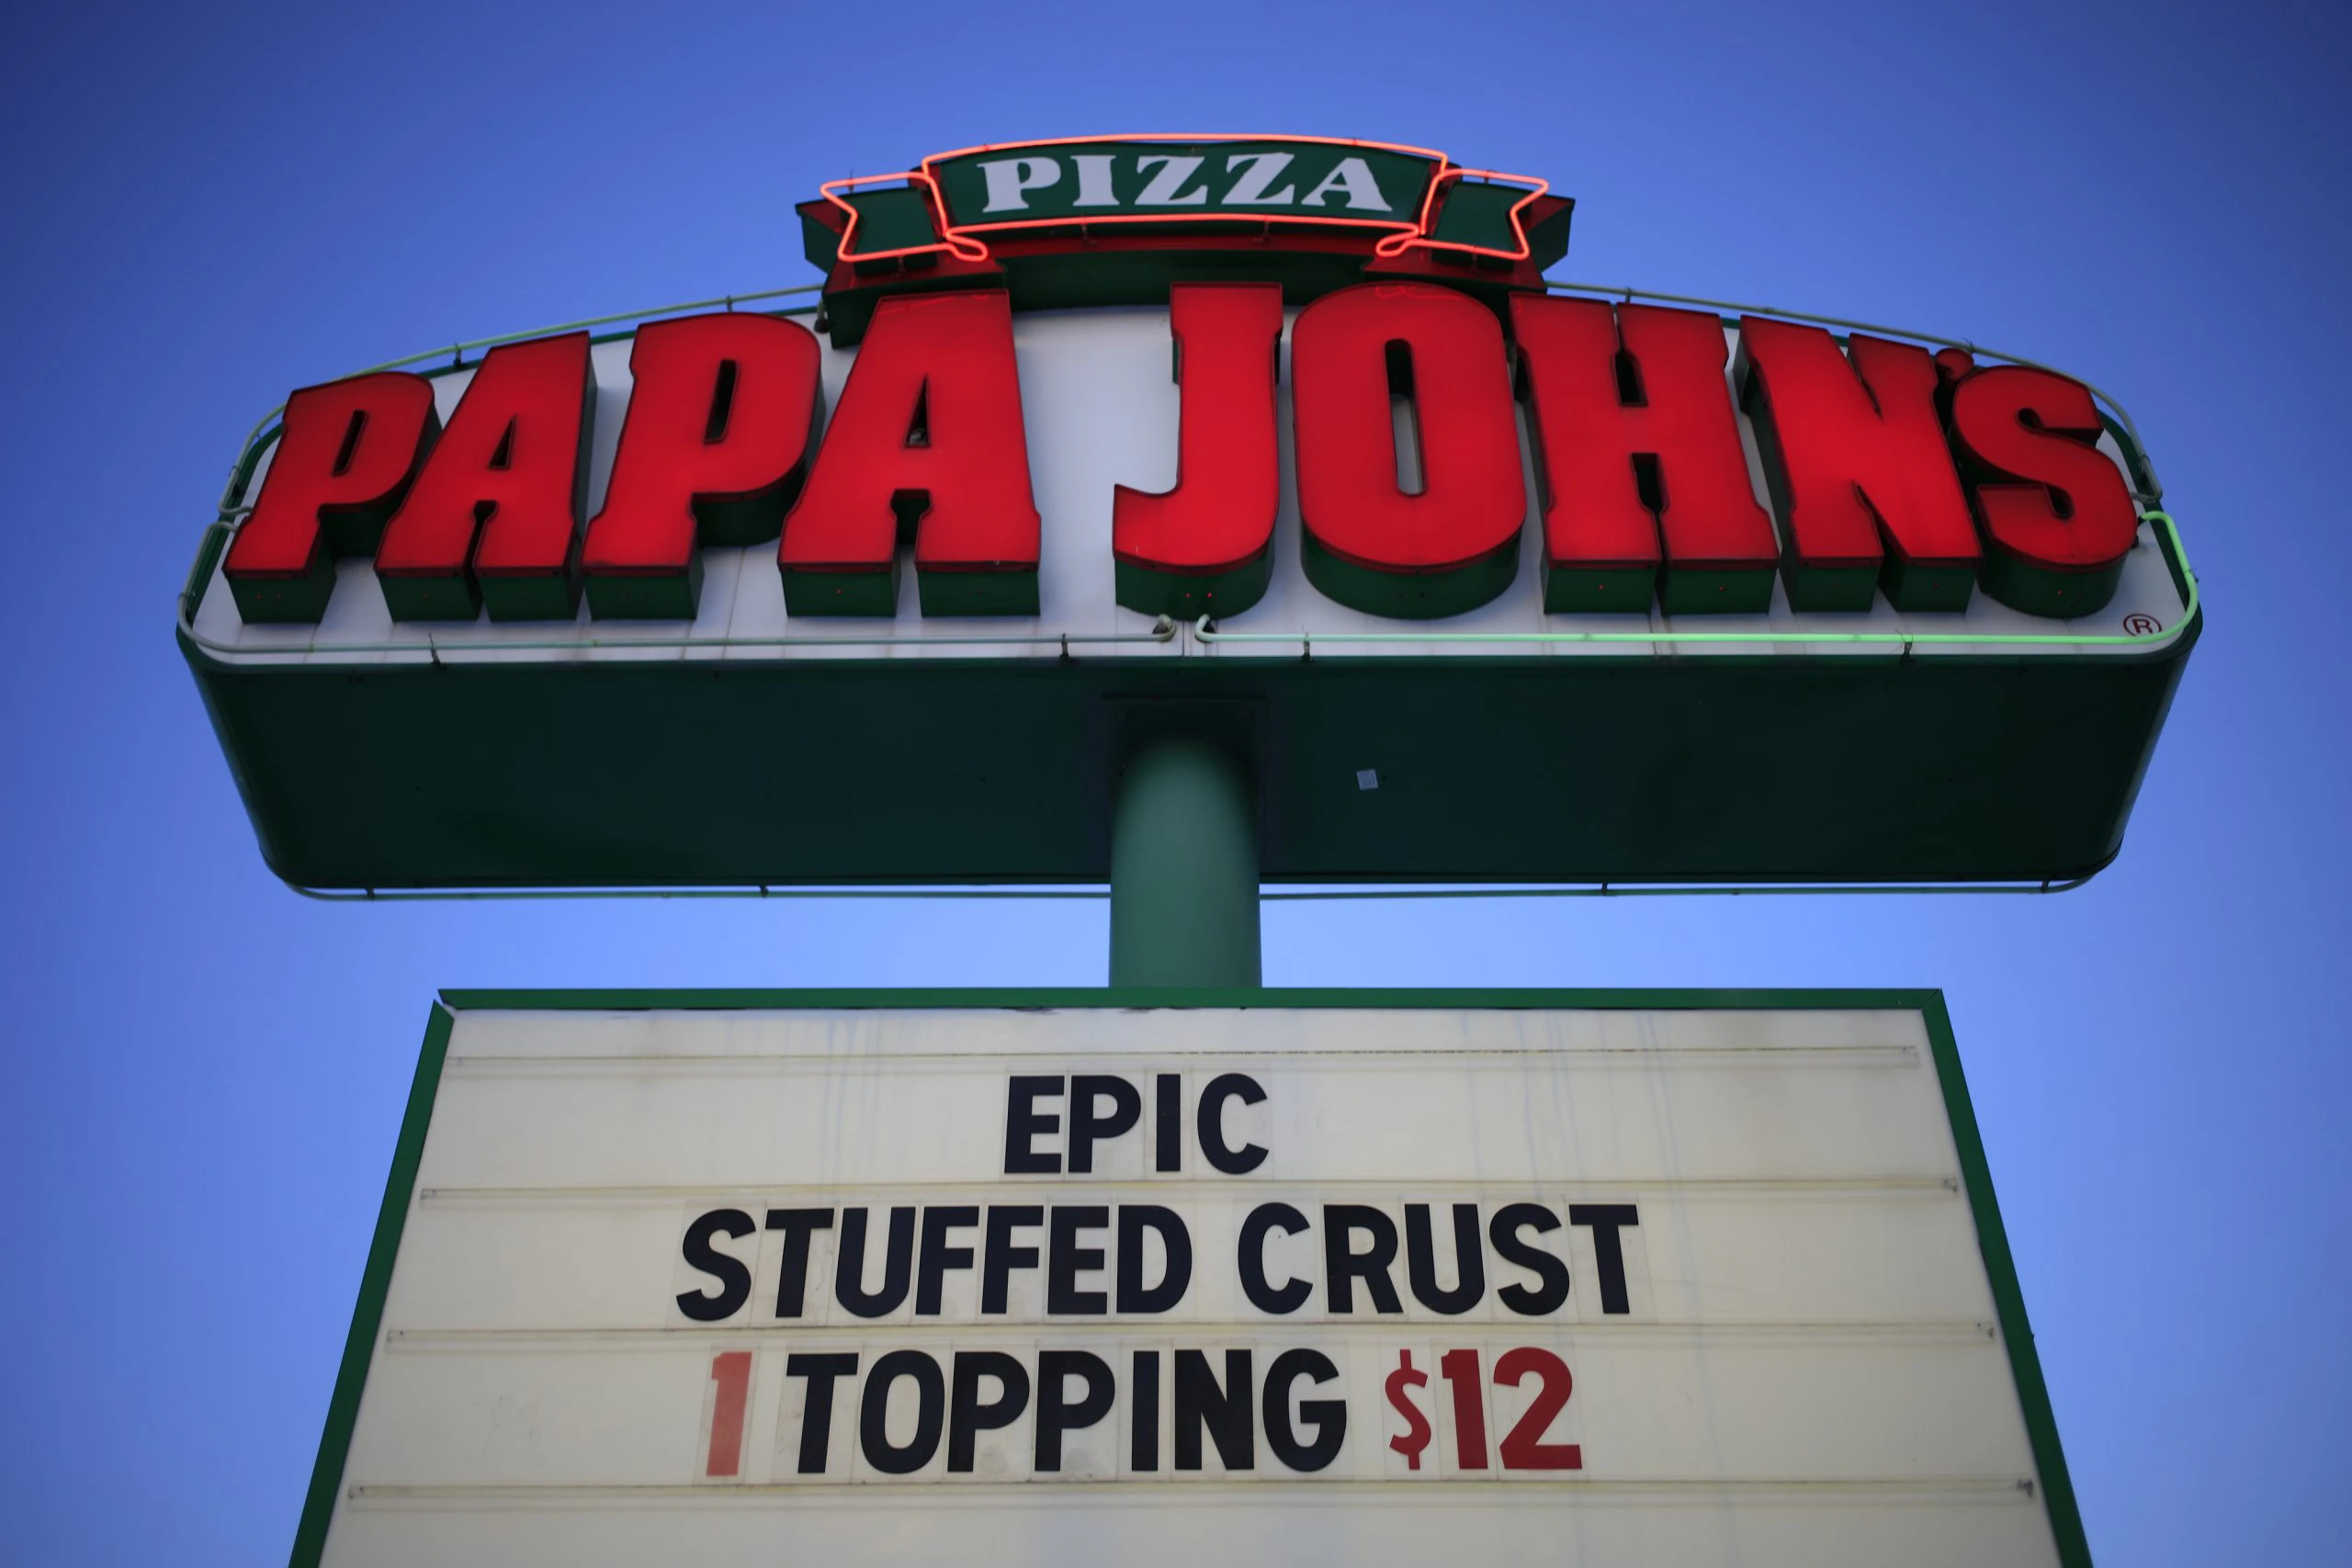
left=219, top=295, right=2144, bottom=626
left=178, top=137, right=2198, bottom=892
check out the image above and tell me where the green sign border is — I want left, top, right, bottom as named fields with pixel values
left=289, top=987, right=2090, bottom=1568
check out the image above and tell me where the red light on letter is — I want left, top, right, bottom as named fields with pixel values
left=1511, top=296, right=1776, bottom=615
left=1737, top=318, right=1978, bottom=612
left=1113, top=284, right=1283, bottom=619
left=374, top=333, right=595, bottom=622
left=1292, top=282, right=1525, bottom=619
left=223, top=373, right=439, bottom=623
left=1948, top=366, right=2138, bottom=618
left=781, top=289, right=1041, bottom=617
left=582, top=312, right=824, bottom=620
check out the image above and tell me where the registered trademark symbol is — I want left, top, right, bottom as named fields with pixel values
left=2122, top=613, right=2161, bottom=636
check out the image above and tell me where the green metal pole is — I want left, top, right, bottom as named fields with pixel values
left=1108, top=737, right=1261, bottom=987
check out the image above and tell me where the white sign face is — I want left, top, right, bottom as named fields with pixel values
left=189, top=310, right=2190, bottom=669
left=312, top=1001, right=2072, bottom=1567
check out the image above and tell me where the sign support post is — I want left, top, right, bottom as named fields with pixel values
left=1107, top=736, right=1261, bottom=987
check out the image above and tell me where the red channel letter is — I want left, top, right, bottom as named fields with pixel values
left=222, top=373, right=439, bottom=623
left=1948, top=365, right=2139, bottom=617
left=1113, top=283, right=1283, bottom=619
left=1737, top=318, right=1979, bottom=612
left=1511, top=296, right=1777, bottom=615
left=582, top=312, right=824, bottom=619
left=374, top=333, right=595, bottom=621
left=780, top=289, right=1042, bottom=617
left=1292, top=282, right=1526, bottom=619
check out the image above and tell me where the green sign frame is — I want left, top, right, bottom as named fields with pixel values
left=288, top=987, right=2091, bottom=1568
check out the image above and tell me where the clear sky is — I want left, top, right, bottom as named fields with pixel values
left=2, top=1, right=2346, bottom=1562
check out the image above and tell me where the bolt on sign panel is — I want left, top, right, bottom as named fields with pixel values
left=181, top=139, right=2196, bottom=890
left=292, top=992, right=2084, bottom=1568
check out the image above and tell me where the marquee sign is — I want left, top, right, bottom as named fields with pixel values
left=179, top=136, right=2197, bottom=892
left=290, top=990, right=2087, bottom=1568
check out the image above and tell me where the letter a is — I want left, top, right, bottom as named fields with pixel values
left=781, top=290, right=1042, bottom=617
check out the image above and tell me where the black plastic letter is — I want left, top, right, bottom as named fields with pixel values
left=1238, top=1202, right=1312, bottom=1314
left=1156, top=1073, right=1182, bottom=1172
left=1323, top=1204, right=1404, bottom=1314
left=1262, top=1348, right=1347, bottom=1472
left=947, top=1350, right=1032, bottom=1472
left=982, top=1204, right=1044, bottom=1313
left=1174, top=1348, right=1254, bottom=1472
left=1069, top=1075, right=1142, bottom=1173
left=835, top=1205, right=916, bottom=1318
left=1132, top=1349, right=1161, bottom=1472
left=677, top=1208, right=755, bottom=1322
left=1489, top=1203, right=1570, bottom=1316
left=1406, top=1202, right=1486, bottom=1314
left=1048, top=1205, right=1111, bottom=1314
left=1117, top=1204, right=1194, bottom=1314
left=860, top=1349, right=944, bottom=1474
left=784, top=1351, right=859, bottom=1474
left=763, top=1207, right=834, bottom=1318
left=1196, top=1072, right=1269, bottom=1174
left=916, top=1205, right=979, bottom=1314
left=1035, top=1349, right=1117, bottom=1472
left=1569, top=1203, right=1641, bottom=1314
left=1004, top=1076, right=1064, bottom=1173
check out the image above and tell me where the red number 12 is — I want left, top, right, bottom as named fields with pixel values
left=1436, top=1348, right=1583, bottom=1472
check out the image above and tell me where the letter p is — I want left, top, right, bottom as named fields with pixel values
left=978, top=157, right=1061, bottom=212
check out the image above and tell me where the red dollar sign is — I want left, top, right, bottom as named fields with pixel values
left=1385, top=1348, right=1431, bottom=1471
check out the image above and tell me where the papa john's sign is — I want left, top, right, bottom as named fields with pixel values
left=179, top=135, right=2197, bottom=893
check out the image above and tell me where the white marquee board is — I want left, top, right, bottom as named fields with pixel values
left=300, top=995, right=2081, bottom=1567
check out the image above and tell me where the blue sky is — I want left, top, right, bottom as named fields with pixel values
left=2, top=1, right=2347, bottom=1561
